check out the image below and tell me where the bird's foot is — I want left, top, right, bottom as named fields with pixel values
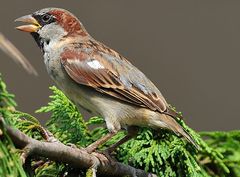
left=82, top=146, right=113, bottom=166
left=82, top=146, right=115, bottom=166
left=92, top=150, right=115, bottom=166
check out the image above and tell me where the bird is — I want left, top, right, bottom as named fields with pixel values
left=15, top=8, right=198, bottom=153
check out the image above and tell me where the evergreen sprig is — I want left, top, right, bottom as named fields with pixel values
left=36, top=86, right=89, bottom=147
left=0, top=74, right=27, bottom=177
left=0, top=74, right=240, bottom=177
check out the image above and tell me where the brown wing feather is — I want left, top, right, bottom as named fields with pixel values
left=61, top=40, right=180, bottom=117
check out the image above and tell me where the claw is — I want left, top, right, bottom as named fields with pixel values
left=86, top=152, right=101, bottom=177
left=20, top=145, right=32, bottom=164
left=92, top=150, right=115, bottom=166
left=92, top=152, right=109, bottom=167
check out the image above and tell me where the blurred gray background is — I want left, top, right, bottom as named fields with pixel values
left=0, top=1, right=239, bottom=131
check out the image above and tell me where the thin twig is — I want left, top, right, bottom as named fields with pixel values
left=0, top=32, right=38, bottom=76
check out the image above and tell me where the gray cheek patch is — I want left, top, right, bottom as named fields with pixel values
left=38, top=23, right=67, bottom=42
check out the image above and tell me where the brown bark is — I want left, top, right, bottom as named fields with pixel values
left=0, top=116, right=156, bottom=177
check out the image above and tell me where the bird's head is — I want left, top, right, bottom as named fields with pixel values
left=15, top=8, right=88, bottom=48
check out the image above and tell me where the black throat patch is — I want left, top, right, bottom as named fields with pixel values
left=31, top=32, right=44, bottom=52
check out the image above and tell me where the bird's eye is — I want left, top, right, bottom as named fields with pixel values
left=42, top=14, right=51, bottom=23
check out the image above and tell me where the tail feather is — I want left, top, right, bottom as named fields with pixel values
left=160, top=114, right=200, bottom=150
left=178, top=127, right=200, bottom=150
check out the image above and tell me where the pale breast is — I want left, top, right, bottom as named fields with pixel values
left=42, top=41, right=163, bottom=132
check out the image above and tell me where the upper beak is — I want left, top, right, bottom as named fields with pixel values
left=15, top=15, right=41, bottom=33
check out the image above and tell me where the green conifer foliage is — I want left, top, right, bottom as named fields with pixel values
left=0, top=74, right=27, bottom=177
left=36, top=86, right=89, bottom=147
left=0, top=74, right=240, bottom=177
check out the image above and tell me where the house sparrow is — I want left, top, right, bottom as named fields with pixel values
left=15, top=8, right=198, bottom=152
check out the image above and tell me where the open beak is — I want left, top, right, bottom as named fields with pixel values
left=15, top=15, right=41, bottom=33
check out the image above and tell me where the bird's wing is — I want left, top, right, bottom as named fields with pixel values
left=60, top=41, right=179, bottom=117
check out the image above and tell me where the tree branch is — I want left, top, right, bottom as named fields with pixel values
left=0, top=116, right=156, bottom=177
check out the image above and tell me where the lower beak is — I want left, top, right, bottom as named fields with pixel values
left=15, top=15, right=41, bottom=33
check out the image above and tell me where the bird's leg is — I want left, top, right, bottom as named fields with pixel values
left=86, top=132, right=117, bottom=153
left=106, top=126, right=139, bottom=153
